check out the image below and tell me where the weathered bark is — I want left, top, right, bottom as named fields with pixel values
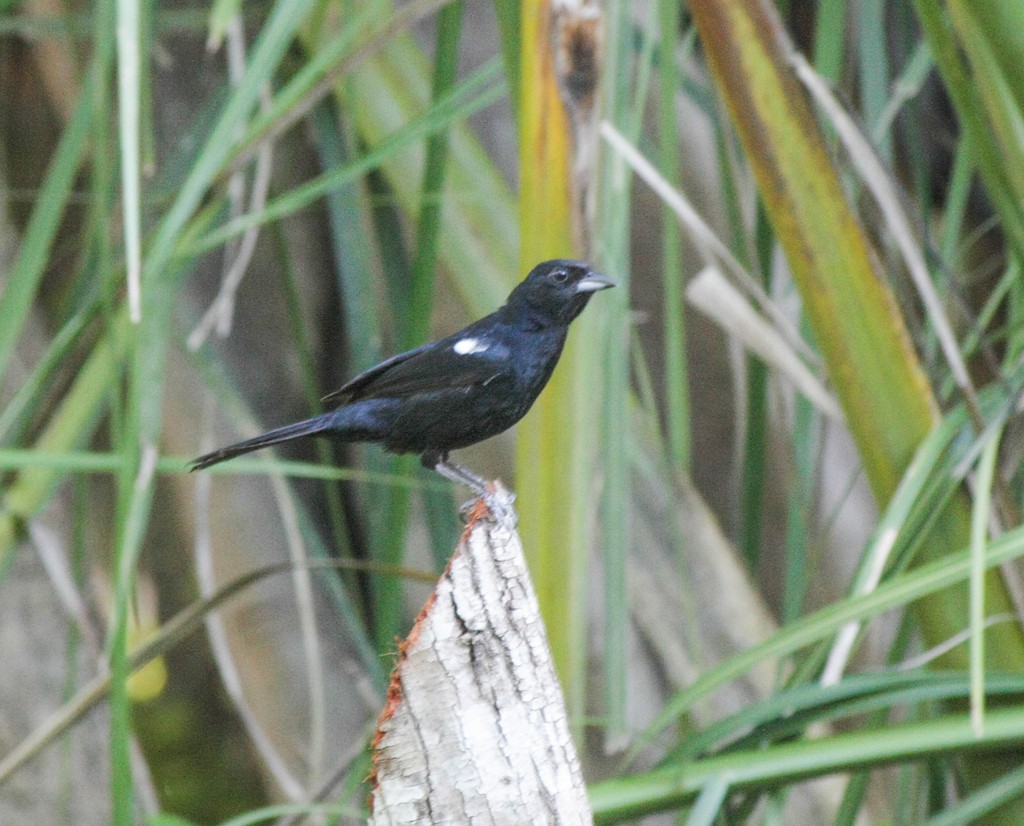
left=369, top=486, right=591, bottom=825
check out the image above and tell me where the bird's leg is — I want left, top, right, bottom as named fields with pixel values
left=421, top=451, right=516, bottom=524
left=422, top=450, right=488, bottom=495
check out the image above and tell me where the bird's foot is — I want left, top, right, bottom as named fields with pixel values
left=459, top=483, right=517, bottom=526
left=424, top=453, right=517, bottom=526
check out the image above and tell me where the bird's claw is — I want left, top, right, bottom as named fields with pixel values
left=459, top=484, right=517, bottom=527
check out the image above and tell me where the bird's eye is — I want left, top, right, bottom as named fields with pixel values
left=552, top=269, right=569, bottom=284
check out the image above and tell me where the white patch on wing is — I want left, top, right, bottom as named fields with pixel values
left=453, top=337, right=489, bottom=355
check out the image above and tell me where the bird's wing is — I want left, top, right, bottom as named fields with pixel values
left=322, top=342, right=432, bottom=404
left=322, top=326, right=509, bottom=404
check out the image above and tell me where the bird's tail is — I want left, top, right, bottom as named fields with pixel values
left=189, top=413, right=335, bottom=471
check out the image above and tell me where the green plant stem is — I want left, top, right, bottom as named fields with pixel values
left=658, top=0, right=691, bottom=474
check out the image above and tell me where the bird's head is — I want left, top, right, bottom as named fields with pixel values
left=508, top=259, right=615, bottom=326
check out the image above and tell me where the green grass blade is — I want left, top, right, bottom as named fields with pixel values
left=914, top=0, right=1024, bottom=259
left=658, top=5, right=691, bottom=474
left=812, top=0, right=846, bottom=81
left=740, top=207, right=775, bottom=568
left=0, top=73, right=95, bottom=390
left=970, top=429, right=1001, bottom=735
left=116, top=0, right=143, bottom=322
left=405, top=0, right=463, bottom=349
left=593, top=707, right=1024, bottom=822
left=595, top=0, right=640, bottom=746
left=492, top=0, right=520, bottom=123
left=924, top=763, right=1024, bottom=826
left=308, top=103, right=384, bottom=375
left=0, top=299, right=96, bottom=444
left=685, top=774, right=729, bottom=826
left=856, top=0, right=892, bottom=160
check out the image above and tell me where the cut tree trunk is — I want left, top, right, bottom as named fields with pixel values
left=368, top=485, right=591, bottom=825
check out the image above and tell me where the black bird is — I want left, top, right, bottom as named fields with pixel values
left=190, top=259, right=615, bottom=494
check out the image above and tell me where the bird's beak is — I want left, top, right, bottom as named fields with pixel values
left=575, top=272, right=616, bottom=293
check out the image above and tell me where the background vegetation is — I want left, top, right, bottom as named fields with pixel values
left=3, top=0, right=1024, bottom=823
